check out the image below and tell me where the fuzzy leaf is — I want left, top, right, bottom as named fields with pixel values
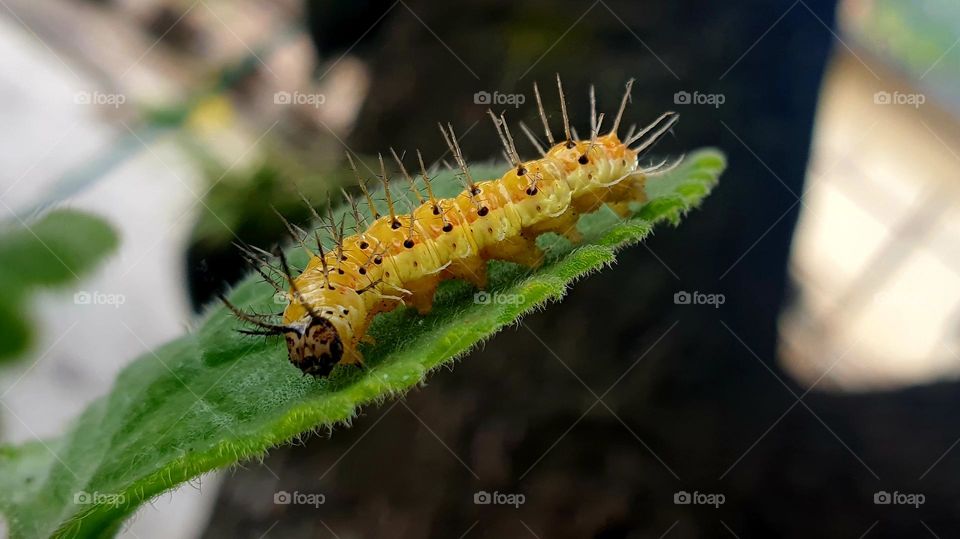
left=0, top=150, right=724, bottom=538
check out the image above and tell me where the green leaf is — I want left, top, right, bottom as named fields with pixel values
left=0, top=149, right=725, bottom=538
left=0, top=210, right=118, bottom=361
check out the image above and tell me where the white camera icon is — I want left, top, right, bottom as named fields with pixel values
left=674, top=491, right=691, bottom=504
left=873, top=91, right=891, bottom=105
left=873, top=491, right=891, bottom=504
left=674, top=91, right=691, bottom=105
left=74, top=291, right=92, bottom=305
left=474, top=291, right=491, bottom=305
left=474, top=91, right=491, bottom=105
left=474, top=490, right=491, bottom=504
left=274, top=91, right=292, bottom=105
left=274, top=490, right=292, bottom=504
left=673, top=291, right=691, bottom=305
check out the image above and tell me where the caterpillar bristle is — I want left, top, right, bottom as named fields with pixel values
left=499, top=112, right=522, bottom=171
left=589, top=84, right=597, bottom=135
left=415, top=149, right=439, bottom=210
left=337, top=219, right=347, bottom=255
left=324, top=201, right=348, bottom=263
left=533, top=81, right=555, bottom=145
left=487, top=109, right=519, bottom=168
left=377, top=153, right=400, bottom=228
left=235, top=242, right=284, bottom=292
left=237, top=328, right=283, bottom=336
left=390, top=147, right=424, bottom=204
left=417, top=151, right=450, bottom=225
left=438, top=122, right=476, bottom=193
left=525, top=169, right=542, bottom=195
left=277, top=250, right=325, bottom=318
left=272, top=206, right=312, bottom=255
left=298, top=192, right=322, bottom=224
left=486, top=110, right=521, bottom=168
left=233, top=240, right=264, bottom=263
left=555, top=73, right=573, bottom=147
left=582, top=112, right=605, bottom=162
left=219, top=293, right=287, bottom=334
left=645, top=153, right=685, bottom=176
left=627, top=111, right=679, bottom=153
left=518, top=121, right=547, bottom=156
left=347, top=152, right=381, bottom=219
left=611, top=78, right=635, bottom=136
left=355, top=276, right=384, bottom=295
left=248, top=244, right=284, bottom=281
left=247, top=243, right=275, bottom=260
left=243, top=263, right=282, bottom=294
left=405, top=200, right=418, bottom=246
left=341, top=188, right=368, bottom=232
left=624, top=111, right=674, bottom=146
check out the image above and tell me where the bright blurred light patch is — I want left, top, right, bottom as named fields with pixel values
left=781, top=47, right=960, bottom=391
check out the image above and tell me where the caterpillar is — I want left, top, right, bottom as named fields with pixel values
left=221, top=76, right=681, bottom=377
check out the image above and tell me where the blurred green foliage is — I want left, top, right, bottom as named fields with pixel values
left=0, top=210, right=118, bottom=361
left=845, top=0, right=960, bottom=107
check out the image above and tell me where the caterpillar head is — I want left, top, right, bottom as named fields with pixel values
left=284, top=316, right=344, bottom=377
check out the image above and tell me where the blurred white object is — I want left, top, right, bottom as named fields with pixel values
left=0, top=14, right=220, bottom=539
left=783, top=51, right=960, bottom=391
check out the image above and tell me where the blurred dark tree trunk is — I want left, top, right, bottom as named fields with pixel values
left=203, top=1, right=960, bottom=537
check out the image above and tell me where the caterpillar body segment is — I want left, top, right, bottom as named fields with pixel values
left=282, top=135, right=656, bottom=375
left=231, top=79, right=680, bottom=377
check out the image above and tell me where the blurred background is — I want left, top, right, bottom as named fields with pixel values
left=1, top=0, right=959, bottom=537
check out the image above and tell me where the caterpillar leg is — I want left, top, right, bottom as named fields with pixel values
left=483, top=235, right=544, bottom=268
left=607, top=176, right=648, bottom=207
left=608, top=201, right=634, bottom=219
left=527, top=210, right=583, bottom=244
left=338, top=345, right=365, bottom=366
left=586, top=178, right=648, bottom=219
left=404, top=275, right=442, bottom=315
left=445, top=257, right=488, bottom=289
left=561, top=221, right=583, bottom=244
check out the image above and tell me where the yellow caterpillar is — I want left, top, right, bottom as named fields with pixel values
left=222, top=76, right=681, bottom=377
